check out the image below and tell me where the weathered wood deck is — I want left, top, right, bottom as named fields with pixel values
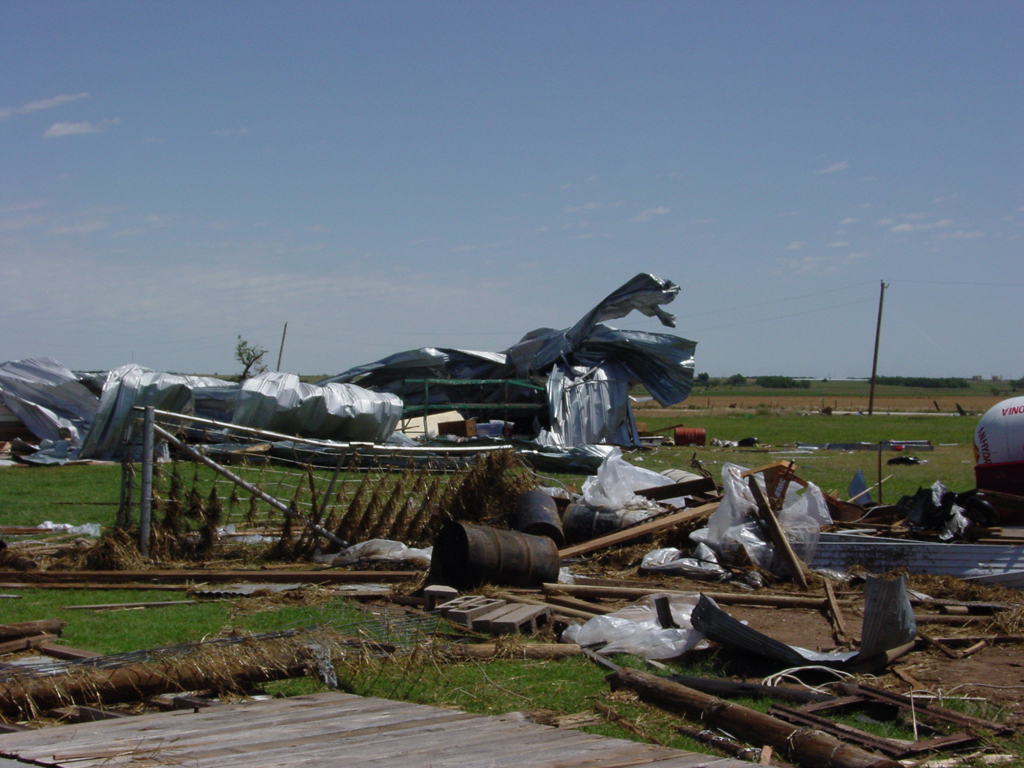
left=0, top=691, right=752, bottom=767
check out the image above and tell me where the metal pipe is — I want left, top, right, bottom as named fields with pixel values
left=139, top=406, right=155, bottom=557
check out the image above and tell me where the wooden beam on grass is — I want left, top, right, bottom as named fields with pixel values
left=608, top=666, right=902, bottom=768
left=544, top=583, right=845, bottom=609
left=747, top=476, right=809, bottom=591
left=557, top=502, right=718, bottom=559
left=61, top=600, right=199, bottom=611
left=0, top=570, right=415, bottom=585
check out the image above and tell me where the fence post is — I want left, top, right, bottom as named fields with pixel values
left=117, top=454, right=134, bottom=528
left=139, top=406, right=155, bottom=556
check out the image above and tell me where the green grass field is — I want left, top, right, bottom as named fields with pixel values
left=0, top=406, right=1019, bottom=760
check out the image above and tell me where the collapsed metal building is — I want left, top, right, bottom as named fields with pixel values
left=321, top=273, right=697, bottom=448
left=0, top=273, right=696, bottom=461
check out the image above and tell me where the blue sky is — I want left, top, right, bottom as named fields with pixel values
left=2, top=1, right=1021, bottom=382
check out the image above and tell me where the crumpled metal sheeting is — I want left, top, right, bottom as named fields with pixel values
left=570, top=326, right=696, bottom=407
left=79, top=365, right=232, bottom=460
left=514, top=441, right=616, bottom=474
left=193, top=385, right=244, bottom=424
left=859, top=574, right=916, bottom=658
left=545, top=363, right=639, bottom=448
left=233, top=372, right=402, bottom=444
left=0, top=357, right=98, bottom=446
left=506, top=273, right=681, bottom=378
left=691, top=580, right=916, bottom=669
left=811, top=531, right=1024, bottom=588
left=322, top=347, right=512, bottom=390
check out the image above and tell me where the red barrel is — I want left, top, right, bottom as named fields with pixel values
left=674, top=427, right=706, bottom=446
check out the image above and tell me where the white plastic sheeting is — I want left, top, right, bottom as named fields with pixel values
left=703, top=463, right=832, bottom=577
left=561, top=593, right=707, bottom=660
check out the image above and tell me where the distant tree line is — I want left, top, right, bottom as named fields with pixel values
left=754, top=376, right=811, bottom=389
left=875, top=376, right=968, bottom=389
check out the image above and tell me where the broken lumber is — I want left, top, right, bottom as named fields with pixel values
left=608, top=666, right=902, bottom=768
left=557, top=502, right=717, bottom=559
left=544, top=583, right=846, bottom=609
left=823, top=580, right=849, bottom=645
left=0, top=569, right=414, bottom=585
left=442, top=643, right=582, bottom=660
left=674, top=722, right=767, bottom=764
left=747, top=476, right=809, bottom=590
left=61, top=600, right=198, bottom=611
left=0, top=620, right=65, bottom=641
left=495, top=591, right=600, bottom=621
left=0, top=634, right=59, bottom=655
left=663, top=674, right=835, bottom=705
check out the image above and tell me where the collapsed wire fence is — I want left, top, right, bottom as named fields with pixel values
left=116, top=407, right=537, bottom=560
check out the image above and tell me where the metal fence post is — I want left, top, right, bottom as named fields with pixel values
left=139, top=406, right=155, bottom=556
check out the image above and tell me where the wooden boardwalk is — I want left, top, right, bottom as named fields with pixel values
left=0, top=691, right=752, bottom=767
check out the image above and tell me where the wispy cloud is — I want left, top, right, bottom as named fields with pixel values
left=0, top=199, right=48, bottom=214
left=826, top=240, right=849, bottom=248
left=451, top=241, right=506, bottom=253
left=51, top=218, right=108, bottom=235
left=213, top=127, right=250, bottom=137
left=786, top=241, right=803, bottom=250
left=781, top=251, right=870, bottom=274
left=890, top=218, right=952, bottom=232
left=938, top=230, right=985, bottom=240
left=630, top=206, right=670, bottom=223
left=689, top=218, right=717, bottom=225
left=840, top=217, right=859, bottom=225
left=43, top=117, right=120, bottom=138
left=814, top=161, right=850, bottom=174
left=0, top=92, right=88, bottom=120
left=564, top=202, right=603, bottom=213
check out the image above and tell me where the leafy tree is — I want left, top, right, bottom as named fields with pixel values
left=235, top=335, right=268, bottom=381
left=695, top=372, right=710, bottom=385
left=727, top=374, right=746, bottom=386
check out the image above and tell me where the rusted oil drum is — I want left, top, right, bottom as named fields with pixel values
left=561, top=502, right=625, bottom=545
left=508, top=488, right=565, bottom=547
left=674, top=427, right=706, bottom=446
left=428, top=522, right=560, bottom=590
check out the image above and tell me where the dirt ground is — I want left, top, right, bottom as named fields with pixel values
left=713, top=594, right=1024, bottom=726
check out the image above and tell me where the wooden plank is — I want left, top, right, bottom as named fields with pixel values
left=0, top=691, right=750, bottom=768
left=0, top=570, right=416, bottom=585
left=558, top=503, right=718, bottom=559
left=61, top=600, right=199, bottom=611
left=747, top=477, right=809, bottom=590
left=37, top=643, right=103, bottom=660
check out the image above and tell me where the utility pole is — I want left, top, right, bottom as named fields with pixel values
left=276, top=322, right=288, bottom=372
left=867, top=281, right=888, bottom=416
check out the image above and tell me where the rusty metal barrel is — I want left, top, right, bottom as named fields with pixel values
left=429, top=522, right=560, bottom=590
left=561, top=502, right=625, bottom=545
left=508, top=488, right=564, bottom=547
left=674, top=427, right=706, bottom=446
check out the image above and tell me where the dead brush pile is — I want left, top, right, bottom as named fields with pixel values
left=436, top=449, right=536, bottom=528
left=0, top=628, right=347, bottom=720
